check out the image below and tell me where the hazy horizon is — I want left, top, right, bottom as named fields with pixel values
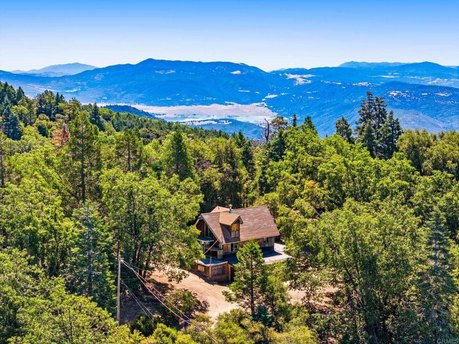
left=1, top=0, right=458, bottom=71
left=4, top=58, right=458, bottom=74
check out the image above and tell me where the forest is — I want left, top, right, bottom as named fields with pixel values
left=1, top=81, right=459, bottom=344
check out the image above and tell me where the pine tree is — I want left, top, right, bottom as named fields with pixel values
left=241, top=140, right=255, bottom=177
left=89, top=103, right=105, bottom=131
left=380, top=111, right=402, bottom=159
left=66, top=202, right=115, bottom=312
left=302, top=116, right=317, bottom=133
left=115, top=129, right=143, bottom=172
left=1, top=105, right=22, bottom=140
left=218, top=139, right=244, bottom=208
left=224, top=241, right=268, bottom=318
left=356, top=92, right=377, bottom=137
left=36, top=90, right=60, bottom=120
left=362, top=122, right=376, bottom=157
left=292, top=114, right=298, bottom=127
left=335, top=117, right=354, bottom=143
left=66, top=112, right=101, bottom=202
left=268, top=129, right=286, bottom=161
left=356, top=92, right=400, bottom=158
left=418, top=210, right=458, bottom=342
left=162, top=131, right=195, bottom=180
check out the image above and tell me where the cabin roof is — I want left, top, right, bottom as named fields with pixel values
left=219, top=212, right=241, bottom=226
left=200, top=205, right=279, bottom=244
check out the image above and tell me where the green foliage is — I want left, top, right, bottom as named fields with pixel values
left=159, top=289, right=208, bottom=327
left=162, top=131, right=196, bottom=180
left=356, top=92, right=402, bottom=159
left=65, top=202, right=115, bottom=312
left=335, top=116, right=354, bottom=143
left=225, top=241, right=268, bottom=317
left=64, top=111, right=102, bottom=203
left=1, top=82, right=459, bottom=343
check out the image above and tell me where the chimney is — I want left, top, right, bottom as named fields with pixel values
left=229, top=204, right=232, bottom=213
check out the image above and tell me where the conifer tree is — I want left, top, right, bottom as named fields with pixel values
left=361, top=122, right=376, bottom=157
left=302, top=116, right=317, bottom=133
left=1, top=105, right=22, bottom=140
left=241, top=140, right=255, bottom=177
left=380, top=111, right=402, bottom=159
left=224, top=241, right=268, bottom=317
left=66, top=112, right=101, bottom=202
left=356, top=92, right=401, bottom=158
left=335, top=116, right=354, bottom=143
left=115, top=129, right=143, bottom=172
left=418, top=210, right=458, bottom=342
left=89, top=103, right=105, bottom=131
left=268, top=129, right=286, bottom=161
left=66, top=202, right=115, bottom=312
left=162, top=131, right=195, bottom=180
left=292, top=114, right=298, bottom=127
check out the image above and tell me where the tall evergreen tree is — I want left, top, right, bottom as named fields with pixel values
left=1, top=105, right=22, bottom=140
left=224, top=241, right=268, bottom=318
left=36, top=90, right=62, bottom=121
left=115, top=129, right=143, bottom=172
left=241, top=140, right=255, bottom=177
left=418, top=210, right=458, bottom=342
left=380, top=111, right=402, bottom=159
left=292, top=114, right=298, bottom=127
left=218, top=139, right=244, bottom=208
left=335, top=117, right=354, bottom=143
left=66, top=112, right=101, bottom=203
left=268, top=129, right=286, bottom=161
left=162, top=131, right=195, bottom=180
left=89, top=103, right=105, bottom=131
left=356, top=92, right=399, bottom=158
left=66, top=202, right=115, bottom=312
left=361, top=122, right=376, bottom=157
left=302, top=116, right=317, bottom=133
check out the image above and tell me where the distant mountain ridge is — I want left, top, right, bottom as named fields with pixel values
left=13, top=63, right=97, bottom=77
left=1, top=59, right=458, bottom=135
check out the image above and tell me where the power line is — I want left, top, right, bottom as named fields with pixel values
left=122, top=260, right=194, bottom=322
left=121, top=259, right=219, bottom=344
left=121, top=279, right=156, bottom=319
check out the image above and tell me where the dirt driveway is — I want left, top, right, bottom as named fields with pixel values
left=150, top=270, right=237, bottom=320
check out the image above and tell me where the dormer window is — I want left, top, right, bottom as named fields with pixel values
left=231, top=222, right=240, bottom=231
left=230, top=228, right=240, bottom=238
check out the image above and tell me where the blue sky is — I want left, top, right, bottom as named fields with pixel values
left=0, top=0, right=458, bottom=71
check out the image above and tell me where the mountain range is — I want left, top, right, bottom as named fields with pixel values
left=11, top=63, right=97, bottom=77
left=1, top=59, right=458, bottom=136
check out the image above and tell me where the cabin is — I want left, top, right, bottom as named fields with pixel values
left=195, top=205, right=281, bottom=282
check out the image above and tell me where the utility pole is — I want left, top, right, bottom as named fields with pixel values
left=116, top=252, right=121, bottom=324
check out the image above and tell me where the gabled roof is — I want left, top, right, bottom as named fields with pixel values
left=199, top=205, right=279, bottom=244
left=219, top=212, right=241, bottom=226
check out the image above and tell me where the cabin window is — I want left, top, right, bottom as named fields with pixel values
left=231, top=222, right=240, bottom=231
left=230, top=230, right=239, bottom=238
left=231, top=243, right=239, bottom=252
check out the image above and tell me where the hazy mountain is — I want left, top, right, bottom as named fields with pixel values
left=1, top=59, right=458, bottom=135
left=14, top=63, right=97, bottom=77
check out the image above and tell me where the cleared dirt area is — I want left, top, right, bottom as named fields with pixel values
left=120, top=269, right=337, bottom=324
left=149, top=270, right=237, bottom=320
